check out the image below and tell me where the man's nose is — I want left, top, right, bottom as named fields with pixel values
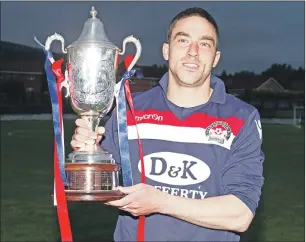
left=187, top=42, right=199, bottom=57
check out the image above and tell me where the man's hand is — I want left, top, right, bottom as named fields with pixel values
left=106, top=184, right=166, bottom=217
left=70, top=118, right=105, bottom=152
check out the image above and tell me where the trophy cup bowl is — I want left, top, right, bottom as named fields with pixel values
left=45, top=7, right=141, bottom=202
left=65, top=42, right=122, bottom=202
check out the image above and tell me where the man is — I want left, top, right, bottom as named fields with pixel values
left=71, top=7, right=264, bottom=241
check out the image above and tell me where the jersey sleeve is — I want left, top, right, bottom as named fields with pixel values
left=100, top=110, right=121, bottom=164
left=221, top=109, right=265, bottom=215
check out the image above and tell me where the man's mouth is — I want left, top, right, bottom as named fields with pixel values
left=182, top=63, right=199, bottom=71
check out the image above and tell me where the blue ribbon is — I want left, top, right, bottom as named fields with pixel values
left=117, top=69, right=143, bottom=187
left=34, top=37, right=68, bottom=186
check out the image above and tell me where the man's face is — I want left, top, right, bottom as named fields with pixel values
left=163, top=16, right=221, bottom=87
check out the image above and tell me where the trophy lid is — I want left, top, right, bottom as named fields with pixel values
left=69, top=6, right=117, bottom=49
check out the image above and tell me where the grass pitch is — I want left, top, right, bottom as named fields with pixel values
left=1, top=120, right=304, bottom=241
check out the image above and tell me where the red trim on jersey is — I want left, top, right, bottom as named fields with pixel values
left=126, top=109, right=245, bottom=136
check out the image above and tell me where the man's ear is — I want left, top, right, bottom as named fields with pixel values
left=213, top=50, right=221, bottom=68
left=162, top=43, right=169, bottom=61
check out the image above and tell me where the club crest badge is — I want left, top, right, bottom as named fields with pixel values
left=205, top=121, right=232, bottom=144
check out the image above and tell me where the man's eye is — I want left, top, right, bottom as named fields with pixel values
left=200, top=42, right=211, bottom=47
left=178, top=39, right=188, bottom=43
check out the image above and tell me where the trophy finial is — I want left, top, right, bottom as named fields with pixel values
left=90, top=6, right=97, bottom=18
left=69, top=6, right=117, bottom=49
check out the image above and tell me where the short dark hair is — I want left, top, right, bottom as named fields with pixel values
left=167, top=7, right=219, bottom=45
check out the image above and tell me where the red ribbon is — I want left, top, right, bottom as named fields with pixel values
left=52, top=59, right=73, bottom=242
left=123, top=56, right=146, bottom=241
left=51, top=55, right=145, bottom=242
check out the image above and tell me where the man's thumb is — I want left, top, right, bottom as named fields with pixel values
left=96, top=126, right=105, bottom=135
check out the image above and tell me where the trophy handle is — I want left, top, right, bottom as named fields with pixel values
left=119, top=35, right=142, bottom=71
left=44, top=33, right=67, bottom=54
left=44, top=33, right=70, bottom=98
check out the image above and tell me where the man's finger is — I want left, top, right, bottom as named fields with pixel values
left=96, top=135, right=103, bottom=144
left=119, top=207, right=138, bottom=216
left=71, top=139, right=85, bottom=148
left=116, top=184, right=144, bottom=195
left=106, top=194, right=133, bottom=207
left=74, top=134, right=96, bottom=145
left=76, top=127, right=97, bottom=139
left=75, top=119, right=91, bottom=129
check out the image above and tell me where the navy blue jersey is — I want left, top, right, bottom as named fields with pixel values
left=101, top=72, right=264, bottom=241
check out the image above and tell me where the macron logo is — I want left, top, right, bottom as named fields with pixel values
left=135, top=114, right=163, bottom=122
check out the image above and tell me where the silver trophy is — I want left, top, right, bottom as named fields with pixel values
left=45, top=7, right=141, bottom=201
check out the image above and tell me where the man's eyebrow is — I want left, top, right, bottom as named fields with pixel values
left=173, top=32, right=216, bottom=46
left=172, top=31, right=190, bottom=40
left=200, top=36, right=216, bottom=46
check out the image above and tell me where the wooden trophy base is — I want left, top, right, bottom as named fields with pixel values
left=65, top=190, right=125, bottom=202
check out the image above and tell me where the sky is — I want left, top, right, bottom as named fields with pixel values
left=1, top=1, right=305, bottom=75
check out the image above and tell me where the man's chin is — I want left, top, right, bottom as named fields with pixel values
left=176, top=73, right=200, bottom=86
left=177, top=78, right=202, bottom=87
